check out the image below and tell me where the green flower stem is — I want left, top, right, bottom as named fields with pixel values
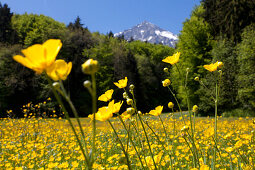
left=117, top=115, right=146, bottom=170
left=213, top=80, right=218, bottom=169
left=143, top=119, right=173, bottom=169
left=183, top=134, right=197, bottom=168
left=172, top=108, right=176, bottom=136
left=46, top=76, right=89, bottom=168
left=129, top=90, right=157, bottom=169
left=107, top=120, right=132, bottom=170
left=175, top=64, right=193, bottom=138
left=59, top=81, right=89, bottom=154
left=91, top=73, right=97, bottom=165
left=137, top=113, right=158, bottom=170
left=167, top=86, right=186, bottom=125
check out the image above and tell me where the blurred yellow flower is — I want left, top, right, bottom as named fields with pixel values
left=162, top=79, right=171, bottom=87
left=13, top=39, right=62, bottom=74
left=200, top=164, right=210, bottom=170
left=94, top=100, right=115, bottom=121
left=98, top=89, right=114, bottom=102
left=203, top=61, right=223, bottom=72
left=81, top=58, right=99, bottom=74
left=113, top=101, right=123, bottom=113
left=192, top=105, right=198, bottom=113
left=149, top=105, right=163, bottom=116
left=168, top=102, right=174, bottom=109
left=114, top=77, right=128, bottom=88
left=120, top=111, right=131, bottom=121
left=46, top=59, right=72, bottom=81
left=162, top=52, right=180, bottom=65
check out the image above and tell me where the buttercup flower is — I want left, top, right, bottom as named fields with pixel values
left=13, top=39, right=62, bottom=74
left=162, top=79, right=171, bottom=87
left=203, top=61, right=223, bottom=72
left=112, top=101, right=123, bottom=113
left=94, top=100, right=115, bottom=121
left=98, top=89, right=114, bottom=102
left=81, top=59, right=99, bottom=74
left=168, top=102, right=174, bottom=109
left=46, top=60, right=72, bottom=81
left=162, top=52, right=180, bottom=65
left=149, top=105, right=163, bottom=116
left=120, top=111, right=131, bottom=121
left=192, top=105, right=198, bottom=113
left=114, top=77, right=128, bottom=88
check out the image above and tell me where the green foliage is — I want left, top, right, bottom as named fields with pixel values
left=202, top=0, right=255, bottom=43
left=197, top=39, right=239, bottom=115
left=171, top=5, right=213, bottom=108
left=0, top=43, right=46, bottom=117
left=11, top=13, right=66, bottom=46
left=237, top=24, right=255, bottom=116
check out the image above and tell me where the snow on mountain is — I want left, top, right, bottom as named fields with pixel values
left=114, top=21, right=178, bottom=47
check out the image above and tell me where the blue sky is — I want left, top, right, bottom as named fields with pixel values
left=1, top=0, right=201, bottom=35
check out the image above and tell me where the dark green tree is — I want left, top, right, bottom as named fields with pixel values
left=197, top=38, right=239, bottom=115
left=202, top=0, right=255, bottom=42
left=237, top=24, right=255, bottom=116
left=0, top=3, right=17, bottom=44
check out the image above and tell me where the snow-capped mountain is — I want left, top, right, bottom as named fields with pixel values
left=114, top=21, right=178, bottom=47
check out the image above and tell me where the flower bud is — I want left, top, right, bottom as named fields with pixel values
left=192, top=105, right=198, bottom=113
left=138, top=111, right=142, bottom=115
left=129, top=84, right=135, bottom=90
left=163, top=68, right=169, bottom=73
left=217, top=61, right=223, bottom=69
left=126, top=107, right=135, bottom=115
left=168, top=102, right=174, bottom=109
left=194, top=77, right=199, bottom=81
left=123, top=92, right=128, bottom=99
left=218, top=70, right=222, bottom=75
left=81, top=59, right=99, bottom=74
left=126, top=98, right=133, bottom=105
left=162, top=79, right=171, bottom=87
left=52, top=82, right=60, bottom=89
left=186, top=68, right=190, bottom=72
left=83, top=80, right=92, bottom=88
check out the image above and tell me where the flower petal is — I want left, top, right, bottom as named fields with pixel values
left=43, top=39, right=62, bottom=66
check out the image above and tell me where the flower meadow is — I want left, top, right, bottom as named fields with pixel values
left=1, top=39, right=255, bottom=169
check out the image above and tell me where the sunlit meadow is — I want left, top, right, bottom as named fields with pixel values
left=1, top=39, right=255, bottom=169
left=1, top=114, right=254, bottom=169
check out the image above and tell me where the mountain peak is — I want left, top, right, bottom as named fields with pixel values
left=114, top=21, right=178, bottom=47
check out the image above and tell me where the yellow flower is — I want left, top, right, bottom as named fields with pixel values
left=113, top=101, right=123, bottom=113
left=192, top=105, right=198, bottom=113
left=114, top=77, right=128, bottom=88
left=81, top=59, right=99, bottom=74
left=162, top=52, right=180, bottom=65
left=226, top=147, right=234, bottom=153
left=120, top=111, right=131, bottom=121
left=98, top=89, right=114, bottom=102
left=94, top=100, right=115, bottom=121
left=46, top=59, right=72, bottom=81
left=200, top=164, right=210, bottom=170
left=181, top=125, right=189, bottom=132
left=13, top=39, right=62, bottom=74
left=149, top=105, right=163, bottom=116
left=203, top=61, right=223, bottom=72
left=168, top=102, right=174, bottom=109
left=162, top=79, right=171, bottom=87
